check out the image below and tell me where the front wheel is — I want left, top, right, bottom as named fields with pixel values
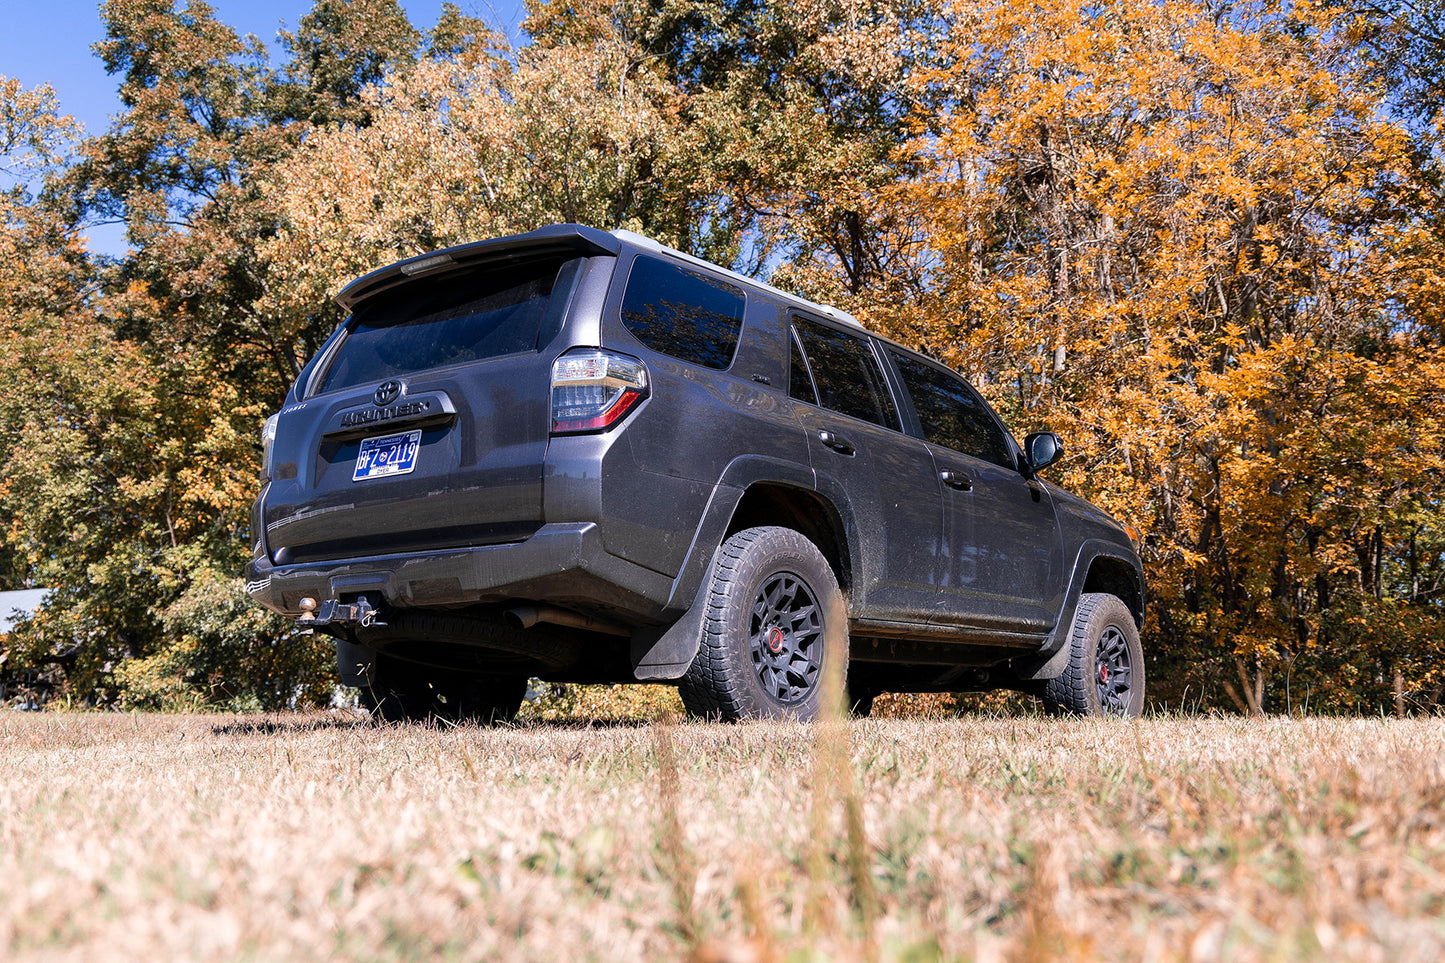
left=679, top=527, right=845, bottom=722
left=1041, top=593, right=1145, bottom=718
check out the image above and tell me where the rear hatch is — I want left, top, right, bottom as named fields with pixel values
left=262, top=243, right=599, bottom=566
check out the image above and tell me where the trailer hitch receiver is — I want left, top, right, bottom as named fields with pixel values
left=297, top=595, right=387, bottom=628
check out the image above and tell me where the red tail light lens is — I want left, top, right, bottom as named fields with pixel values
left=550, top=348, right=650, bottom=434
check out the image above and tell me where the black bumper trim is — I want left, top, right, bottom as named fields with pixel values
left=245, top=522, right=675, bottom=620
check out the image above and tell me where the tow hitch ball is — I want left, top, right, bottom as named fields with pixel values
left=297, top=595, right=387, bottom=628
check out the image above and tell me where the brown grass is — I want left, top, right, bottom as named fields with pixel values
left=2, top=712, right=1443, bottom=961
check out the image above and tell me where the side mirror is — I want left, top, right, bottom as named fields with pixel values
left=1024, top=431, right=1063, bottom=473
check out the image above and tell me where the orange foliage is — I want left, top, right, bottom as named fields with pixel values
left=889, top=0, right=1445, bottom=710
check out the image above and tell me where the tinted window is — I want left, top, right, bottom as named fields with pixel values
left=789, top=329, right=817, bottom=405
left=792, top=317, right=898, bottom=429
left=318, top=255, right=571, bottom=393
left=891, top=351, right=1015, bottom=469
left=620, top=255, right=744, bottom=370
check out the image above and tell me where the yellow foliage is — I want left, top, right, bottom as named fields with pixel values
left=890, top=0, right=1445, bottom=709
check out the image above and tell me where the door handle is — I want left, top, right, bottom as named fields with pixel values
left=940, top=469, right=973, bottom=491
left=818, top=430, right=856, bottom=455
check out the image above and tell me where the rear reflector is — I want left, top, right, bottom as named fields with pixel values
left=550, top=348, right=649, bottom=434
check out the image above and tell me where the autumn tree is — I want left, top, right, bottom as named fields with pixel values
left=0, top=77, right=278, bottom=702
left=1354, top=0, right=1445, bottom=710
left=0, top=78, right=88, bottom=595
left=0, top=0, right=431, bottom=707
left=262, top=0, right=945, bottom=327
left=901, top=0, right=1445, bottom=712
left=260, top=0, right=706, bottom=315
left=272, top=0, right=420, bottom=127
left=624, top=0, right=941, bottom=302
left=1353, top=0, right=1445, bottom=127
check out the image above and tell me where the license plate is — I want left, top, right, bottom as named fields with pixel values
left=352, top=429, right=422, bottom=482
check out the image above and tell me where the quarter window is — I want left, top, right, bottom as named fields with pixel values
left=891, top=352, right=1015, bottom=469
left=792, top=317, right=898, bottom=430
left=620, top=255, right=745, bottom=370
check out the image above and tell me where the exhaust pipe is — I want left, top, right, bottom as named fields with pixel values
left=506, top=605, right=631, bottom=637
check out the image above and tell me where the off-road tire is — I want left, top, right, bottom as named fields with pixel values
left=360, top=655, right=526, bottom=724
left=1041, top=593, right=1145, bottom=718
left=679, top=526, right=845, bottom=722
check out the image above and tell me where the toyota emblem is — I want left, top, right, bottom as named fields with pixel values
left=373, top=380, right=402, bottom=406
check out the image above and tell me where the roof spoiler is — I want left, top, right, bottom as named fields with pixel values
left=335, top=224, right=620, bottom=310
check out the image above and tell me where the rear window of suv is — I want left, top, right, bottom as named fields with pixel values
left=791, top=316, right=899, bottom=430
left=316, top=254, right=577, bottom=394
left=620, top=255, right=745, bottom=370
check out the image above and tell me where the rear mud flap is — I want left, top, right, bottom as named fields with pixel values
left=630, top=572, right=711, bottom=680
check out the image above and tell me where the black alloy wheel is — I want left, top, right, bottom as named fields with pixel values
left=1040, top=592, right=1146, bottom=718
left=1094, top=624, right=1134, bottom=715
left=679, top=526, right=845, bottom=721
left=748, top=572, right=824, bottom=705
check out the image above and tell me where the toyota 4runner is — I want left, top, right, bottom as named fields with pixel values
left=245, top=224, right=1146, bottom=721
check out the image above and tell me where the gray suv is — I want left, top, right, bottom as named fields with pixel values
left=245, top=224, right=1145, bottom=721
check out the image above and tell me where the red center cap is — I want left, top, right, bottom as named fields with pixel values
left=1099, top=664, right=1109, bottom=684
left=767, top=627, right=785, bottom=653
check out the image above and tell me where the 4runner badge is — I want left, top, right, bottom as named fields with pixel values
left=340, top=399, right=431, bottom=428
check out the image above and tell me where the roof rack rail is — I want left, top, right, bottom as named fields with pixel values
left=611, top=229, right=862, bottom=329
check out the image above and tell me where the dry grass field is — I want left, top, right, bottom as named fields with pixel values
left=2, top=711, right=1443, bottom=962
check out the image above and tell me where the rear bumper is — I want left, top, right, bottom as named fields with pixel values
left=244, top=521, right=676, bottom=623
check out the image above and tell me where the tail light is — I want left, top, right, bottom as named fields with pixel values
left=550, top=348, right=649, bottom=434
left=260, top=413, right=280, bottom=481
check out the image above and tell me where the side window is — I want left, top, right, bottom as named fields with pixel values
left=789, top=329, right=817, bottom=405
left=619, top=255, right=745, bottom=370
left=792, top=317, right=898, bottom=430
left=891, top=351, right=1016, bottom=470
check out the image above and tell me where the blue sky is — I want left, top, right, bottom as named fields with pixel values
left=2, top=0, right=527, bottom=252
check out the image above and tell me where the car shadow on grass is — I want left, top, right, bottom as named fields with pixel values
left=507, top=717, right=657, bottom=730
left=210, top=716, right=664, bottom=736
left=210, top=714, right=372, bottom=737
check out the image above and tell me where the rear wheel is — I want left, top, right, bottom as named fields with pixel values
left=1041, top=593, right=1145, bottom=718
left=679, top=526, right=845, bottom=722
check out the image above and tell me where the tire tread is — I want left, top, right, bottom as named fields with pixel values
left=1041, top=592, right=1143, bottom=717
left=679, top=527, right=764, bottom=720
left=679, top=526, right=839, bottom=721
